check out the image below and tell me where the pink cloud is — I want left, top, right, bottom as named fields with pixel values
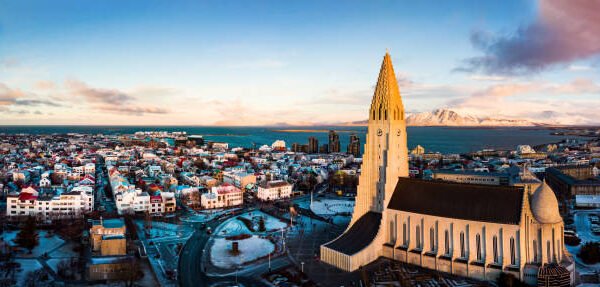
left=459, top=0, right=600, bottom=74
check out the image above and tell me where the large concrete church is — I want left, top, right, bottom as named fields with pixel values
left=320, top=52, right=575, bottom=285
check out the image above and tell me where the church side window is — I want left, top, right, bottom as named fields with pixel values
left=402, top=223, right=407, bottom=246
left=546, top=241, right=551, bottom=264
left=510, top=237, right=516, bottom=265
left=533, top=240, right=538, bottom=262
left=444, top=230, right=450, bottom=255
left=493, top=236, right=499, bottom=263
left=416, top=226, right=421, bottom=249
left=476, top=234, right=482, bottom=261
left=430, top=227, right=435, bottom=252
left=460, top=232, right=465, bottom=258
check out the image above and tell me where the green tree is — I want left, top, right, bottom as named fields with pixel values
left=578, top=242, right=600, bottom=264
left=15, top=217, right=39, bottom=254
left=258, top=216, right=266, bottom=232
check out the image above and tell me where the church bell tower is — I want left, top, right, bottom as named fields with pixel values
left=350, top=51, right=409, bottom=224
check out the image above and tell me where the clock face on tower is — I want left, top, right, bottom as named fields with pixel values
left=377, top=129, right=382, bottom=136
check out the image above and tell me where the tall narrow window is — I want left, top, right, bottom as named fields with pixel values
left=389, top=221, right=395, bottom=243
left=460, top=232, right=465, bottom=258
left=546, top=241, right=551, bottom=264
left=510, top=237, right=516, bottom=265
left=416, top=226, right=421, bottom=249
left=444, top=230, right=450, bottom=255
left=533, top=240, right=538, bottom=262
left=403, top=223, right=407, bottom=245
left=430, top=227, right=435, bottom=251
left=493, top=236, right=498, bottom=263
left=476, top=234, right=482, bottom=261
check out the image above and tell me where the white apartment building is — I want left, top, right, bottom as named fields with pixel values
left=201, top=184, right=243, bottom=209
left=6, top=185, right=94, bottom=220
left=257, top=180, right=293, bottom=201
left=108, top=166, right=176, bottom=215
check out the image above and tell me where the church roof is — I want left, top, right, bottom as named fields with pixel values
left=323, top=211, right=381, bottom=255
left=370, top=51, right=404, bottom=118
left=388, top=178, right=524, bottom=225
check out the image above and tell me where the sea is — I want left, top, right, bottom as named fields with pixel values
left=0, top=126, right=589, bottom=154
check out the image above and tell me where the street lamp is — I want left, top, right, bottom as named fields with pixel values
left=301, top=262, right=304, bottom=273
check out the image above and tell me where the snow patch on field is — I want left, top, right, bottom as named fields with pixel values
left=2, top=230, right=65, bottom=257
left=209, top=236, right=274, bottom=269
left=215, top=210, right=288, bottom=237
left=239, top=210, right=287, bottom=231
left=14, top=259, right=45, bottom=286
left=297, top=198, right=354, bottom=216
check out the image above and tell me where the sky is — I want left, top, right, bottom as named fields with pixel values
left=0, top=0, right=599, bottom=126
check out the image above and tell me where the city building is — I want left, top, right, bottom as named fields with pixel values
left=222, top=171, right=256, bottom=191
left=308, top=137, right=319, bottom=154
left=328, top=130, right=340, bottom=153
left=347, top=133, right=361, bottom=157
left=107, top=166, right=176, bottom=215
left=200, top=184, right=243, bottom=209
left=320, top=52, right=574, bottom=285
left=257, top=180, right=293, bottom=201
left=90, top=218, right=127, bottom=256
left=546, top=165, right=600, bottom=209
left=6, top=185, right=94, bottom=220
left=271, top=140, right=287, bottom=151
left=87, top=218, right=134, bottom=281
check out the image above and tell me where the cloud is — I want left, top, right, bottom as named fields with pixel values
left=468, top=75, right=507, bottom=82
left=458, top=0, right=600, bottom=74
left=0, top=58, right=20, bottom=69
left=34, top=80, right=57, bottom=91
left=97, top=105, right=169, bottom=116
left=15, top=99, right=63, bottom=107
left=0, top=83, right=26, bottom=105
left=65, top=79, right=135, bottom=104
left=64, top=79, right=171, bottom=116
left=446, top=79, right=600, bottom=124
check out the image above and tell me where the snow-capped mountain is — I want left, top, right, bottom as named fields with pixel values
left=405, top=109, right=538, bottom=126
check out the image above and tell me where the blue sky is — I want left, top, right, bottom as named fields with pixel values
left=1, top=0, right=599, bottom=125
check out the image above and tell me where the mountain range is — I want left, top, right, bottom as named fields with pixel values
left=343, top=109, right=541, bottom=127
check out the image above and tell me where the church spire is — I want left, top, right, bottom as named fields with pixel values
left=370, top=51, right=404, bottom=121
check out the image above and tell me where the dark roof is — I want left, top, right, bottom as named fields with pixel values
left=388, top=178, right=524, bottom=225
left=323, top=212, right=381, bottom=255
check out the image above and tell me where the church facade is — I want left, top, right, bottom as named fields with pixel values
left=320, top=52, right=575, bottom=285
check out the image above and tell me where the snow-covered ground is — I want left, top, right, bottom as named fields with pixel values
left=566, top=210, right=600, bottom=273
left=210, top=235, right=275, bottom=269
left=180, top=208, right=242, bottom=223
left=215, top=218, right=253, bottom=237
left=239, top=210, right=287, bottom=232
left=2, top=230, right=65, bottom=257
left=296, top=197, right=354, bottom=216
left=136, top=220, right=194, bottom=241
left=14, top=259, right=45, bottom=286
left=214, top=210, right=288, bottom=237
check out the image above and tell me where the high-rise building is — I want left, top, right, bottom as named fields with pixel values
left=319, top=52, right=573, bottom=286
left=347, top=133, right=361, bottom=157
left=328, top=130, right=340, bottom=153
left=319, top=144, right=328, bottom=154
left=308, top=136, right=319, bottom=154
